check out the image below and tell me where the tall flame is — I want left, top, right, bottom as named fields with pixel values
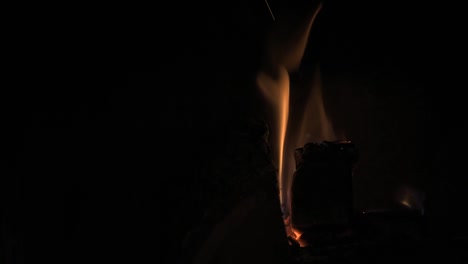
left=283, top=66, right=343, bottom=218
left=257, top=67, right=290, bottom=207
left=294, top=67, right=340, bottom=146
left=257, top=2, right=323, bottom=213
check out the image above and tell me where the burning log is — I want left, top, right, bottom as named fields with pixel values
left=290, top=140, right=358, bottom=246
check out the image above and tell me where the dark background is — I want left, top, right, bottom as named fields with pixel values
left=2, top=0, right=466, bottom=263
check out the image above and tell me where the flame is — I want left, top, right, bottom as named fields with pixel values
left=282, top=66, right=344, bottom=219
left=280, top=66, right=346, bottom=247
left=257, top=1, right=323, bottom=214
left=401, top=199, right=411, bottom=208
left=284, top=216, right=307, bottom=246
left=396, top=185, right=425, bottom=214
left=295, top=67, right=339, bottom=144
left=257, top=67, right=290, bottom=207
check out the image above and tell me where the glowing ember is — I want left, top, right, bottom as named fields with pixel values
left=284, top=216, right=307, bottom=246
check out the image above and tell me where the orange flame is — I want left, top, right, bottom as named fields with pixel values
left=284, top=216, right=307, bottom=246
left=257, top=2, right=323, bottom=213
left=257, top=67, right=290, bottom=207
left=282, top=66, right=344, bottom=219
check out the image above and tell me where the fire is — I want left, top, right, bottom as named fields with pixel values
left=282, top=67, right=344, bottom=218
left=257, top=67, right=290, bottom=208
left=295, top=67, right=339, bottom=145
left=401, top=199, right=411, bottom=208
left=284, top=216, right=307, bottom=246
left=395, top=185, right=425, bottom=214
left=257, top=1, right=323, bottom=215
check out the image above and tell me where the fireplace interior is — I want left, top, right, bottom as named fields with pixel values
left=4, top=1, right=468, bottom=264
